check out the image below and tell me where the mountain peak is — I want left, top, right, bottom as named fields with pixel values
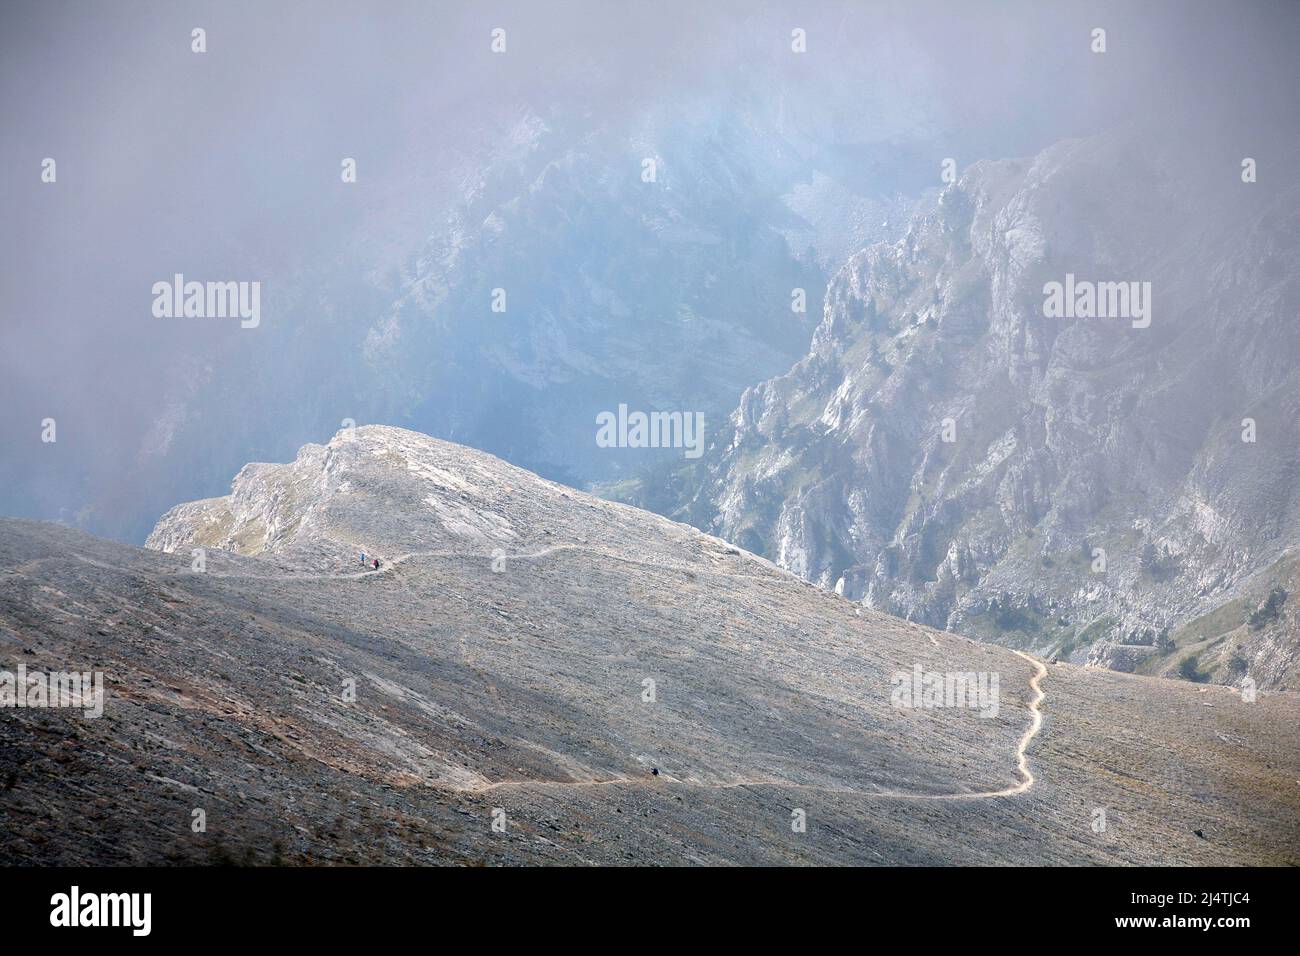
left=146, top=425, right=767, bottom=579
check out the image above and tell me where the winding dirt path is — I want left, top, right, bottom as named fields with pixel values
left=149, top=542, right=771, bottom=585
left=469, top=651, right=1048, bottom=801
left=67, top=546, right=1050, bottom=801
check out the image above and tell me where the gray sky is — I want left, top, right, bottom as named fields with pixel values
left=2, top=0, right=1297, bottom=540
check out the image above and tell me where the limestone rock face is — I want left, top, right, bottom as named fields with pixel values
left=690, top=130, right=1300, bottom=685
left=146, top=424, right=753, bottom=574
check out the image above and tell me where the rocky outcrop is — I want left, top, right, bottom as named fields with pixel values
left=4, top=428, right=1298, bottom=864
left=691, top=129, right=1300, bottom=684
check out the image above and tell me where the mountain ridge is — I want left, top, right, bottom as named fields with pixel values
left=3, top=426, right=1296, bottom=864
left=656, top=128, right=1300, bottom=689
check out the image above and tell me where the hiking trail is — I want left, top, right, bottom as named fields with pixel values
left=62, top=546, right=1049, bottom=802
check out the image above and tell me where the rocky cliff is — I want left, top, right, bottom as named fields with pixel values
left=680, top=129, right=1299, bottom=687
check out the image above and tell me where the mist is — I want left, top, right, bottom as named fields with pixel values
left=2, top=0, right=1296, bottom=541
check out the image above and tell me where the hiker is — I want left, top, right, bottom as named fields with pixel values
left=373, top=558, right=380, bottom=570
left=360, top=551, right=366, bottom=566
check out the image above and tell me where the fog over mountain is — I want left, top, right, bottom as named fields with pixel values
left=1, top=0, right=1299, bottom=877
left=4, top=1, right=1295, bottom=546
left=644, top=125, right=1300, bottom=688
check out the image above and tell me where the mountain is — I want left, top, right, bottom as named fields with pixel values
left=44, top=89, right=925, bottom=544
left=2, top=426, right=1296, bottom=865
left=1134, top=551, right=1300, bottom=688
left=663, top=128, right=1300, bottom=689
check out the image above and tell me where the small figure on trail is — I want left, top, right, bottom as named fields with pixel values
left=651, top=767, right=660, bottom=777
left=373, top=558, right=380, bottom=570
left=360, top=551, right=366, bottom=566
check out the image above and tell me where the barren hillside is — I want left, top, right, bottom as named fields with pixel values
left=1, top=426, right=1296, bottom=864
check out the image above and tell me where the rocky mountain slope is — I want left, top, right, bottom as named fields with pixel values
left=1134, top=551, right=1300, bottom=689
left=45, top=88, right=924, bottom=545
left=668, top=129, right=1300, bottom=688
left=3, top=426, right=1297, bottom=865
